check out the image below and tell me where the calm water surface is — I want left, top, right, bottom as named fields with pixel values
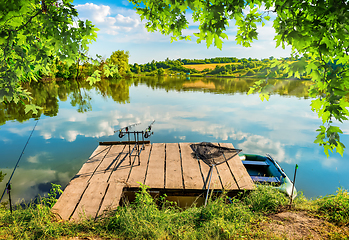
left=0, top=76, right=348, bottom=203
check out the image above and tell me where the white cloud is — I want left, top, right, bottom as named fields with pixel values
left=238, top=134, right=290, bottom=163
left=75, top=3, right=166, bottom=43
left=322, top=157, right=338, bottom=168
left=76, top=3, right=111, bottom=23
left=75, top=3, right=141, bottom=36
left=27, top=152, right=52, bottom=164
left=0, top=168, right=71, bottom=202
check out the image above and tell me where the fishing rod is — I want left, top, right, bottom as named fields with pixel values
left=114, top=122, right=141, bottom=138
left=144, top=120, right=155, bottom=138
left=0, top=119, right=39, bottom=212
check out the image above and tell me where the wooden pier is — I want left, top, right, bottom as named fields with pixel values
left=52, top=142, right=254, bottom=221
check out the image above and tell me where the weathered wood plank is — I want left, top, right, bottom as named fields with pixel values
left=70, top=181, right=109, bottom=220
left=52, top=145, right=110, bottom=220
left=107, top=149, right=134, bottom=184
left=165, top=143, right=183, bottom=189
left=69, top=145, right=126, bottom=221
left=127, top=144, right=151, bottom=187
left=52, top=179, right=89, bottom=220
left=145, top=143, right=165, bottom=188
left=88, top=145, right=125, bottom=183
left=220, top=143, right=254, bottom=190
left=179, top=143, right=204, bottom=189
left=76, top=145, right=111, bottom=179
left=215, top=163, right=239, bottom=190
left=209, top=143, right=239, bottom=190
left=195, top=153, right=222, bottom=190
left=97, top=182, right=125, bottom=217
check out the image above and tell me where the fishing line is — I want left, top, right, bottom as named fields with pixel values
left=0, top=119, right=40, bottom=206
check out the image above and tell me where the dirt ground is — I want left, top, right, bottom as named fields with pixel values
left=263, top=211, right=349, bottom=239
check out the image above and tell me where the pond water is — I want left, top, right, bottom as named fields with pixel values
left=0, top=76, right=348, bottom=203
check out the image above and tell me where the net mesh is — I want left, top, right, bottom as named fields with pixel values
left=190, top=142, right=242, bottom=166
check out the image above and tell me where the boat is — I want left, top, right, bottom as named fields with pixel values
left=240, top=153, right=297, bottom=198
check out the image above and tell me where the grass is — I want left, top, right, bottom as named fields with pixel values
left=315, top=188, right=349, bottom=226
left=0, top=184, right=348, bottom=239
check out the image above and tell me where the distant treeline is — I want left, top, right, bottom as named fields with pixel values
left=36, top=52, right=318, bottom=81
left=128, top=56, right=313, bottom=79
left=180, top=57, right=266, bottom=64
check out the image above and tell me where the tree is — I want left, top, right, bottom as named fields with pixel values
left=0, top=0, right=99, bottom=114
left=130, top=0, right=349, bottom=157
left=157, top=68, right=165, bottom=76
left=106, top=50, right=130, bottom=75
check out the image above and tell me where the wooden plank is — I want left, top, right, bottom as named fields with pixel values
left=97, top=182, right=125, bottom=217
left=179, top=143, right=204, bottom=189
left=165, top=143, right=183, bottom=189
left=209, top=143, right=238, bottom=190
left=220, top=143, right=254, bottom=190
left=88, top=145, right=125, bottom=183
left=215, top=164, right=238, bottom=190
left=145, top=143, right=165, bottom=188
left=52, top=179, right=89, bottom=220
left=107, top=148, right=134, bottom=185
left=76, top=145, right=111, bottom=179
left=52, top=145, right=110, bottom=220
left=127, top=144, right=151, bottom=187
left=70, top=181, right=109, bottom=221
left=194, top=153, right=222, bottom=190
left=69, top=145, right=126, bottom=221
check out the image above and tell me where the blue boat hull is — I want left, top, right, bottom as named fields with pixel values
left=240, top=154, right=296, bottom=198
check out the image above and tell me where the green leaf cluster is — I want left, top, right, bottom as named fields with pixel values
left=1, top=0, right=98, bottom=113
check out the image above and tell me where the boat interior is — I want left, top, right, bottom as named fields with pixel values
left=242, top=154, right=283, bottom=186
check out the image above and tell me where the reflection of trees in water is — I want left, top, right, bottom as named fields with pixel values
left=0, top=78, right=132, bottom=125
left=70, top=89, right=92, bottom=113
left=0, top=76, right=313, bottom=125
left=135, top=76, right=313, bottom=98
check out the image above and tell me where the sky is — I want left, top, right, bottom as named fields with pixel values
left=71, top=0, right=292, bottom=64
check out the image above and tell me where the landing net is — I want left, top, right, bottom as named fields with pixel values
left=190, top=142, right=242, bottom=166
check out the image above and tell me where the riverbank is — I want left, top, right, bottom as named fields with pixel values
left=0, top=185, right=348, bottom=239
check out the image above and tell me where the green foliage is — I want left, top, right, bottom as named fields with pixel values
left=41, top=183, right=63, bottom=209
left=107, top=50, right=130, bottom=75
left=86, top=70, right=101, bottom=86
left=247, top=78, right=271, bottom=101
left=0, top=184, right=70, bottom=239
left=316, top=188, right=349, bottom=226
left=242, top=185, right=289, bottom=214
left=100, top=184, right=258, bottom=239
left=157, top=68, right=165, bottom=76
left=0, top=0, right=99, bottom=112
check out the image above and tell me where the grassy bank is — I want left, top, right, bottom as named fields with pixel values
left=0, top=185, right=348, bottom=239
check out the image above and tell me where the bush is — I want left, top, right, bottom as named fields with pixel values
left=242, top=185, right=289, bottom=214
left=316, top=188, right=349, bottom=226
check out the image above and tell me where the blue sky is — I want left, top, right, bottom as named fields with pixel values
left=72, top=0, right=292, bottom=64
